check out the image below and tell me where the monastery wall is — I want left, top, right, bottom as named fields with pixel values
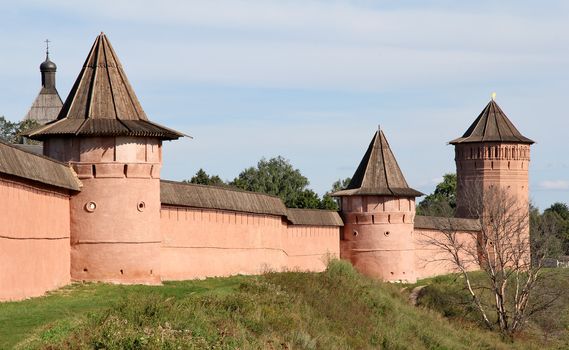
left=0, top=177, right=71, bottom=301
left=413, top=227, right=480, bottom=280
left=160, top=206, right=339, bottom=280
left=284, top=225, right=339, bottom=271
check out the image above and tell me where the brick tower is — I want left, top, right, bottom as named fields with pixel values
left=450, top=98, right=534, bottom=219
left=333, top=128, right=422, bottom=283
left=27, top=33, right=184, bottom=284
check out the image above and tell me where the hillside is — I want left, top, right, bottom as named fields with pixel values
left=0, top=261, right=545, bottom=349
left=413, top=270, right=569, bottom=349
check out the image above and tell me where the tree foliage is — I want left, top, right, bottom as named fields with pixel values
left=183, top=158, right=347, bottom=210
left=416, top=173, right=456, bottom=217
left=185, top=168, right=226, bottom=187
left=530, top=204, right=564, bottom=263
left=0, top=116, right=40, bottom=144
left=230, top=156, right=319, bottom=209
left=228, top=156, right=344, bottom=210
left=320, top=177, right=351, bottom=211
left=230, top=156, right=309, bottom=208
left=545, top=202, right=569, bottom=221
left=535, top=202, right=569, bottom=255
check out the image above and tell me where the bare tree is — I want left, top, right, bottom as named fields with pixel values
left=417, top=184, right=560, bottom=338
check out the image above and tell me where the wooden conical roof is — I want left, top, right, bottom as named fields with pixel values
left=23, top=53, right=63, bottom=125
left=27, top=33, right=185, bottom=140
left=23, top=87, right=63, bottom=125
left=449, top=100, right=533, bottom=144
left=333, top=129, right=422, bottom=197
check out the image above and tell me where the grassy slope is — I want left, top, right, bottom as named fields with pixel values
left=413, top=269, right=569, bottom=349
left=0, top=278, right=243, bottom=349
left=0, top=261, right=542, bottom=350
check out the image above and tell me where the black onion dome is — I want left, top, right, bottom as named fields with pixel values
left=40, top=57, right=57, bottom=72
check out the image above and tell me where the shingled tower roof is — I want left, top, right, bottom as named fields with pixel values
left=449, top=99, right=534, bottom=145
left=332, top=129, right=422, bottom=197
left=23, top=50, right=63, bottom=125
left=27, top=33, right=185, bottom=140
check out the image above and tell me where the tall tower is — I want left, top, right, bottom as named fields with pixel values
left=27, top=33, right=185, bottom=284
left=450, top=98, right=534, bottom=219
left=333, top=128, right=422, bottom=283
left=23, top=41, right=63, bottom=125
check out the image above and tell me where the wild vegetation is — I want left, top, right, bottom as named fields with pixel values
left=0, top=260, right=542, bottom=350
left=416, top=174, right=568, bottom=339
left=418, top=185, right=561, bottom=337
left=414, top=269, right=569, bottom=348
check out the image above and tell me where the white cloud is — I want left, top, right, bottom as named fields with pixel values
left=20, top=1, right=569, bottom=51
left=4, top=1, right=569, bottom=93
left=1, top=0, right=567, bottom=209
left=538, top=180, right=569, bottom=191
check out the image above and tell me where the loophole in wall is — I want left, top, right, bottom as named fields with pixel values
left=137, top=201, right=146, bottom=212
left=85, top=201, right=97, bottom=212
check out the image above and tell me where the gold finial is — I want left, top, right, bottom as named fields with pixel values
left=491, top=92, right=497, bottom=101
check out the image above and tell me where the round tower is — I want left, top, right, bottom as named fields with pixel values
left=333, top=129, right=422, bottom=283
left=27, top=33, right=184, bottom=284
left=450, top=97, right=534, bottom=266
left=450, top=97, right=534, bottom=219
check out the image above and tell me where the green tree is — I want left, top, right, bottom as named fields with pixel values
left=184, top=168, right=226, bottom=187
left=530, top=204, right=564, bottom=263
left=230, top=156, right=315, bottom=208
left=320, top=177, right=352, bottom=211
left=545, top=202, right=569, bottom=221
left=0, top=116, right=19, bottom=143
left=294, top=189, right=322, bottom=209
left=416, top=173, right=456, bottom=217
left=0, top=116, right=40, bottom=144
left=543, top=202, right=569, bottom=254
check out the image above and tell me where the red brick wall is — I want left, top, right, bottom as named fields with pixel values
left=0, top=177, right=71, bottom=301
left=413, top=227, right=480, bottom=280
left=160, top=206, right=339, bottom=280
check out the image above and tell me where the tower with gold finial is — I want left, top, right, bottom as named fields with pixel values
left=450, top=95, right=533, bottom=218
left=27, top=33, right=185, bottom=284
left=333, top=127, right=423, bottom=283
left=450, top=96, right=533, bottom=260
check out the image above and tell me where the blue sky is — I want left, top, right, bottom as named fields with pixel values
left=0, top=0, right=567, bottom=210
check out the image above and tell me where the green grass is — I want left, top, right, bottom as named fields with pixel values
left=412, top=269, right=569, bottom=349
left=0, top=261, right=551, bottom=349
left=0, top=277, right=244, bottom=349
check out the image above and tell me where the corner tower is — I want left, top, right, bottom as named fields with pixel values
left=23, top=43, right=63, bottom=125
left=450, top=98, right=534, bottom=219
left=333, top=128, right=422, bottom=283
left=27, top=33, right=185, bottom=284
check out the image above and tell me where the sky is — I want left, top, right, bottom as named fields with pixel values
left=0, top=0, right=567, bottom=210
